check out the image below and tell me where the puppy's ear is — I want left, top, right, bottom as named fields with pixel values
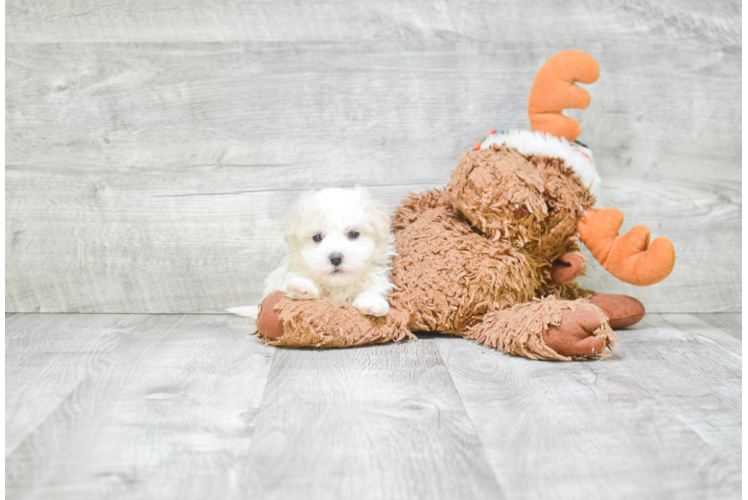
left=284, top=202, right=302, bottom=242
left=368, top=199, right=392, bottom=239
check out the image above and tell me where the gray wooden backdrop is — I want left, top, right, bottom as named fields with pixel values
left=5, top=0, right=741, bottom=314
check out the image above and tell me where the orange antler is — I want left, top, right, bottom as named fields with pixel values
left=527, top=50, right=600, bottom=141
left=578, top=209, right=676, bottom=286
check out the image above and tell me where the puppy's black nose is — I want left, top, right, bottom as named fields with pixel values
left=329, top=253, right=343, bottom=267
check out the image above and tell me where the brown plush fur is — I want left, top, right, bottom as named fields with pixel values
left=254, top=143, right=620, bottom=361
left=466, top=297, right=614, bottom=361
left=387, top=145, right=599, bottom=335
left=265, top=295, right=414, bottom=348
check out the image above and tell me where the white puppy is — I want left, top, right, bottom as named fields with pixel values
left=227, top=186, right=395, bottom=319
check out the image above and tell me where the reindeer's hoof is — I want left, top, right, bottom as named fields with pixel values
left=543, top=306, right=607, bottom=358
left=256, top=291, right=285, bottom=340
left=588, top=293, right=645, bottom=328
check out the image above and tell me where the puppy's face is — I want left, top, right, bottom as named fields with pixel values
left=285, top=187, right=391, bottom=287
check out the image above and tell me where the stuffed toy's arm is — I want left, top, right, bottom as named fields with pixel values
left=550, top=244, right=587, bottom=284
left=254, top=291, right=413, bottom=348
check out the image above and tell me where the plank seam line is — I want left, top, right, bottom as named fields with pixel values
left=4, top=314, right=151, bottom=458
left=150, top=182, right=442, bottom=197
left=657, top=314, right=742, bottom=358
left=241, top=341, right=279, bottom=458
left=431, top=338, right=508, bottom=495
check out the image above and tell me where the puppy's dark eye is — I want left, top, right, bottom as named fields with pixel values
left=348, top=231, right=360, bottom=239
left=545, top=201, right=553, bottom=213
left=312, top=234, right=323, bottom=243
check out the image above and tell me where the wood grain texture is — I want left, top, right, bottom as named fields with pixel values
left=5, top=166, right=434, bottom=313
left=238, top=339, right=504, bottom=500
left=434, top=313, right=741, bottom=499
left=697, top=312, right=741, bottom=340
left=5, top=312, right=741, bottom=499
left=6, top=0, right=740, bottom=44
left=6, top=314, right=276, bottom=499
left=5, top=1, right=741, bottom=314
left=5, top=313, right=146, bottom=456
left=5, top=315, right=504, bottom=500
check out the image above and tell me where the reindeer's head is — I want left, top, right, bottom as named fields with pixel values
left=450, top=50, right=675, bottom=287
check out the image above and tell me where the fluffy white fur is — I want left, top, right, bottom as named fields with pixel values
left=479, top=130, right=603, bottom=203
left=227, top=186, right=396, bottom=320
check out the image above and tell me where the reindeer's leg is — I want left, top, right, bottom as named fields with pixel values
left=587, top=294, right=645, bottom=328
left=253, top=291, right=414, bottom=348
left=465, top=297, right=615, bottom=361
left=540, top=281, right=646, bottom=329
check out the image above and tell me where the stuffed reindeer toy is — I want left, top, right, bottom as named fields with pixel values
left=252, top=50, right=676, bottom=361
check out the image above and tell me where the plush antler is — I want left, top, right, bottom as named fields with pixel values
left=527, top=50, right=600, bottom=141
left=577, top=209, right=676, bottom=286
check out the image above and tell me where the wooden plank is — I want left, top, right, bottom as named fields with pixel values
left=697, top=313, right=742, bottom=340
left=6, top=314, right=276, bottom=499
left=8, top=160, right=738, bottom=314
left=434, top=313, right=741, bottom=499
left=663, top=314, right=748, bottom=436
left=653, top=314, right=742, bottom=462
left=4, top=170, right=435, bottom=313
left=237, top=338, right=504, bottom=500
left=5, top=41, right=740, bottom=313
left=5, top=313, right=146, bottom=456
left=660, top=314, right=741, bottom=358
left=5, top=42, right=741, bottom=184
left=6, top=0, right=741, bottom=44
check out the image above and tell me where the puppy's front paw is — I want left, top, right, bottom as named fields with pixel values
left=285, top=277, right=320, bottom=300
left=353, top=292, right=390, bottom=317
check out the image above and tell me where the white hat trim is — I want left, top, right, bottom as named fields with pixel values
left=478, top=129, right=603, bottom=201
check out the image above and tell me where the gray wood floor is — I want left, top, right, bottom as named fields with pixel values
left=6, top=312, right=741, bottom=499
